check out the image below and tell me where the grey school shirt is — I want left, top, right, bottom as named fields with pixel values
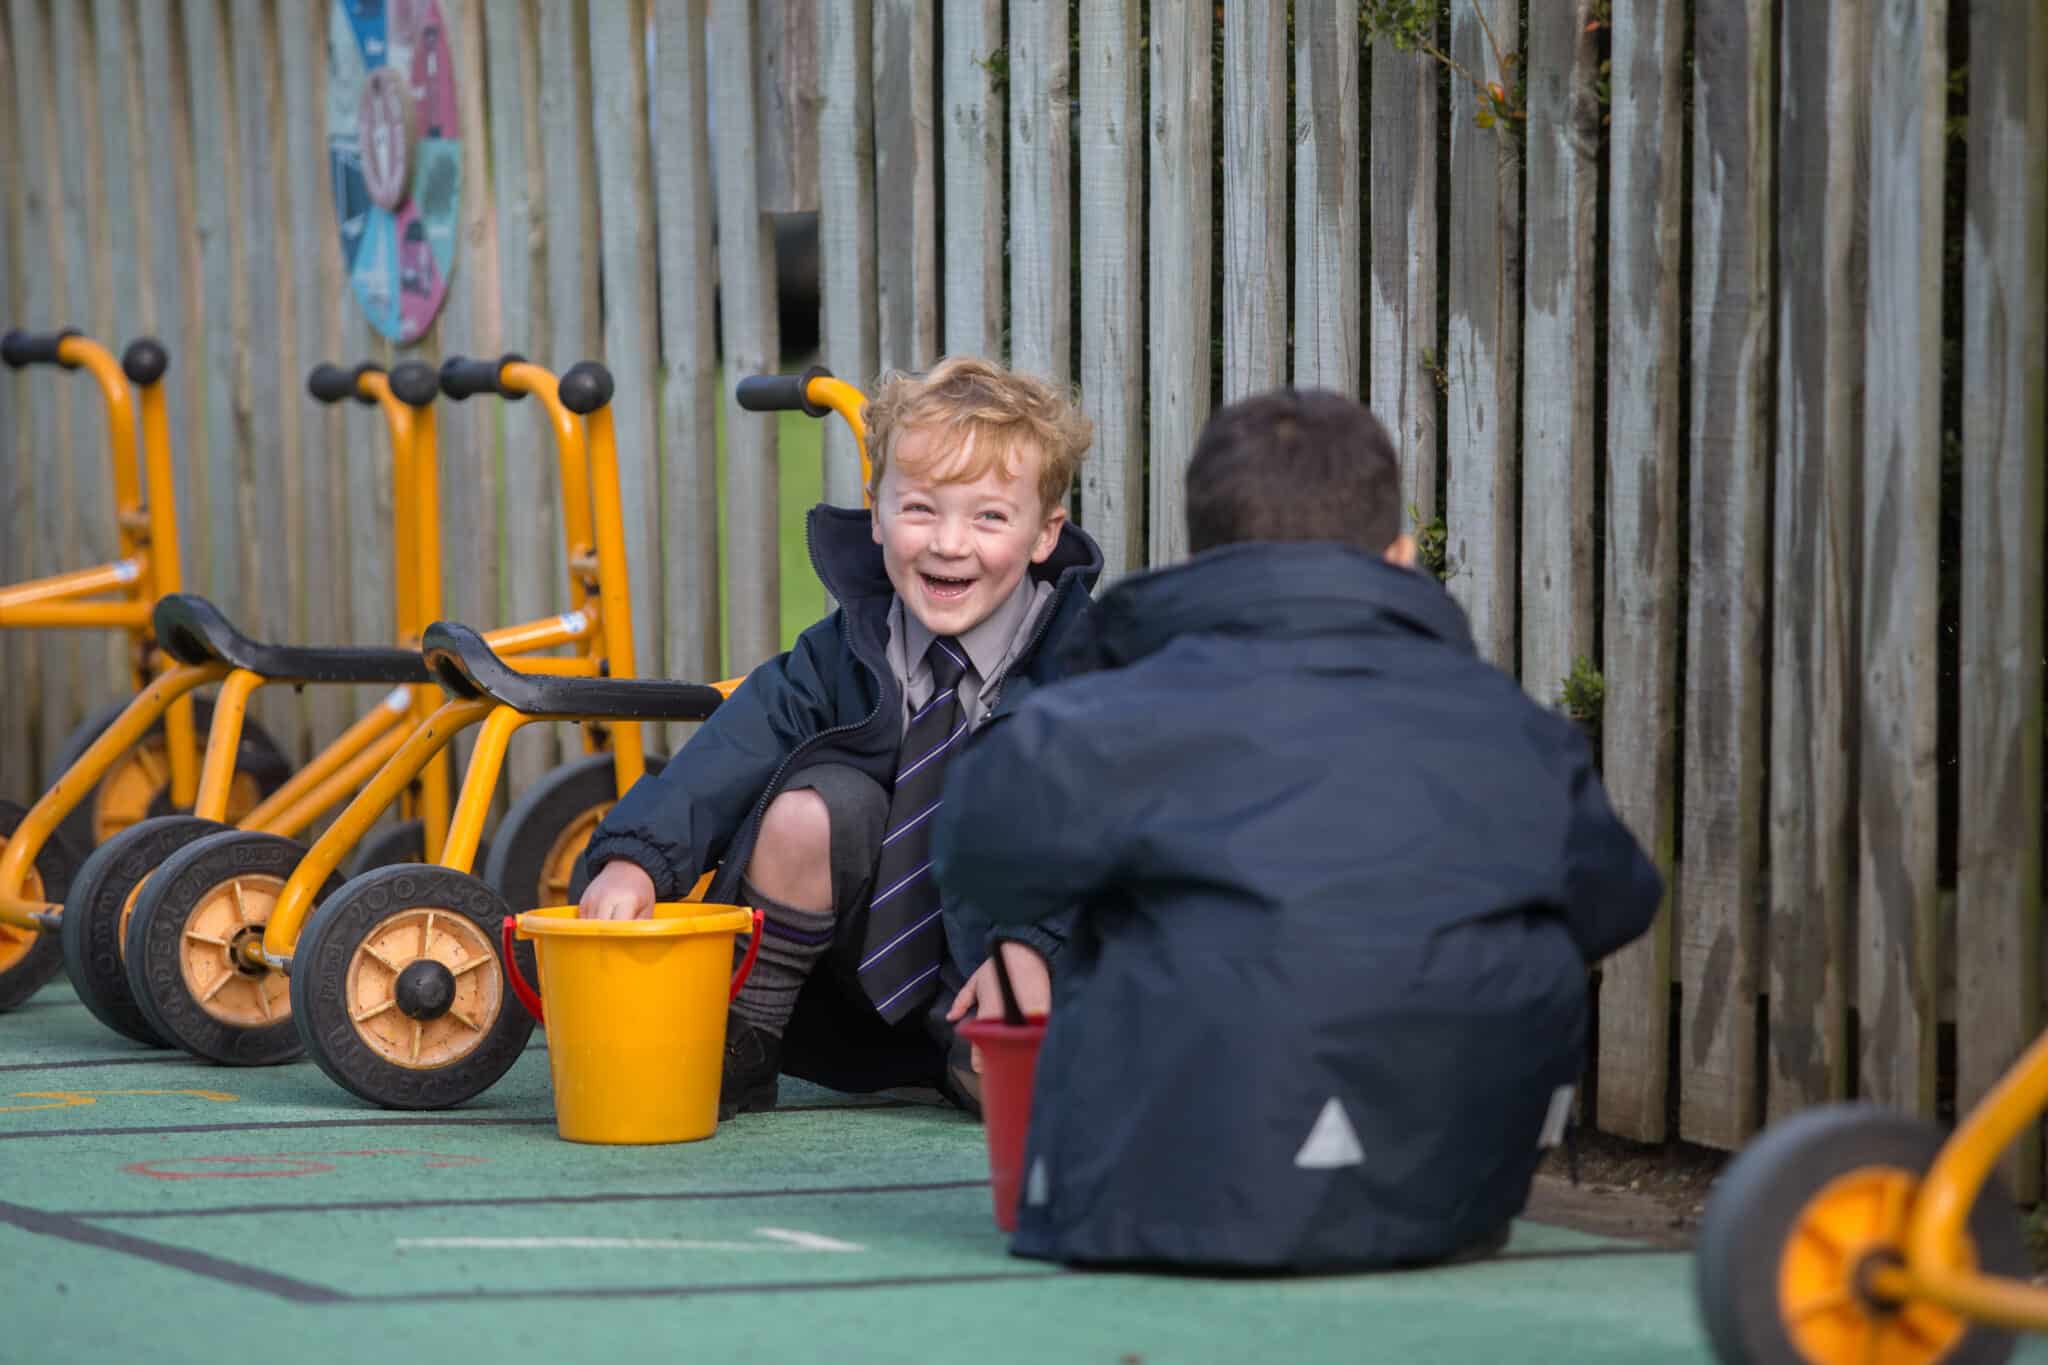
left=885, top=575, right=1054, bottom=741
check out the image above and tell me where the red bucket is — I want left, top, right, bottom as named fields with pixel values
left=958, top=1015, right=1047, bottom=1232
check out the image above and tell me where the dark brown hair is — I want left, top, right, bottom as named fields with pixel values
left=1184, top=389, right=1402, bottom=555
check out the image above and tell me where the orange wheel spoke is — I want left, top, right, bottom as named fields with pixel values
left=1792, top=1219, right=1848, bottom=1259
left=409, top=1020, right=424, bottom=1065
left=252, top=979, right=274, bottom=1021
left=352, top=997, right=397, bottom=1025
left=135, top=744, right=170, bottom=791
left=184, top=931, right=231, bottom=949
left=446, top=1005, right=484, bottom=1034
left=450, top=955, right=489, bottom=978
left=361, top=944, right=404, bottom=975
left=419, top=912, right=434, bottom=958
left=198, top=972, right=235, bottom=1004
left=1784, top=1288, right=1855, bottom=1325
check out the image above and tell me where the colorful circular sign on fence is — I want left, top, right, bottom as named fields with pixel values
left=326, top=0, right=460, bottom=344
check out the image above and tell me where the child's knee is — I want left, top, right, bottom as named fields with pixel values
left=748, top=787, right=834, bottom=906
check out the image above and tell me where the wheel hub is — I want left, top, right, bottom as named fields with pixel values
left=395, top=958, right=458, bottom=1020
left=177, top=873, right=291, bottom=1026
left=345, top=908, right=500, bottom=1069
left=1779, top=1166, right=1968, bottom=1365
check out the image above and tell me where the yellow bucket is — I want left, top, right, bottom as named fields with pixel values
left=504, top=903, right=762, bottom=1145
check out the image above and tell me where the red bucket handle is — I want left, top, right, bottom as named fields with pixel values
left=499, top=908, right=766, bottom=1028
left=502, top=914, right=545, bottom=1026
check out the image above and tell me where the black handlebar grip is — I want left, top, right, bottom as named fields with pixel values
left=1, top=327, right=83, bottom=369
left=388, top=361, right=440, bottom=408
left=735, top=364, right=833, bottom=417
left=306, top=362, right=381, bottom=406
left=558, top=361, right=614, bottom=416
left=438, top=352, right=526, bottom=401
left=121, top=338, right=169, bottom=385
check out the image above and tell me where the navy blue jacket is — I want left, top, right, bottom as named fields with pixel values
left=931, top=542, right=1663, bottom=1270
left=582, top=503, right=1103, bottom=966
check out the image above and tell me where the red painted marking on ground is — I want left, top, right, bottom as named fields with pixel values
left=124, top=1148, right=488, bottom=1181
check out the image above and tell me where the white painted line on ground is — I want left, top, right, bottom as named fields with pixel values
left=395, top=1228, right=866, bottom=1254
left=753, top=1227, right=864, bottom=1252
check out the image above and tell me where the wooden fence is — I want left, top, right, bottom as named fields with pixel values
left=2, top=0, right=2043, bottom=1174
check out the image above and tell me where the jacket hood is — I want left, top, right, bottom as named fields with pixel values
left=804, top=502, right=1106, bottom=606
left=1068, top=540, right=1475, bottom=671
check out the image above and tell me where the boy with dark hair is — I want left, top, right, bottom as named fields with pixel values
left=578, top=356, right=1102, bottom=1116
left=932, top=387, right=1662, bottom=1270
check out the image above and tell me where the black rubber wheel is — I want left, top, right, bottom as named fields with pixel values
left=60, top=815, right=229, bottom=1046
left=1695, top=1103, right=2027, bottom=1365
left=122, top=829, right=341, bottom=1065
left=348, top=818, right=490, bottom=880
left=291, top=864, right=535, bottom=1110
left=52, top=697, right=292, bottom=851
left=0, top=799, right=80, bottom=1011
left=484, top=752, right=663, bottom=913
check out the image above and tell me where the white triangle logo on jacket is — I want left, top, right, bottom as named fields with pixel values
left=1293, top=1097, right=1365, bottom=1169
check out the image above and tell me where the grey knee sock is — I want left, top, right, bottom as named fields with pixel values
left=732, top=876, right=837, bottom=1037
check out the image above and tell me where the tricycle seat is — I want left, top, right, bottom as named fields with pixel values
left=421, top=621, right=725, bottom=722
left=152, top=593, right=430, bottom=685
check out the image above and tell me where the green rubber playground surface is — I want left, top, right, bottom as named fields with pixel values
left=3, top=981, right=2037, bottom=1365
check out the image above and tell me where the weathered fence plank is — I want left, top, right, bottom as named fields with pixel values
left=1077, top=0, right=1142, bottom=581
left=816, top=0, right=876, bottom=512
left=1222, top=0, right=1284, bottom=400
left=1956, top=0, right=2046, bottom=1200
left=1519, top=0, right=1597, bottom=711
left=1767, top=0, right=1866, bottom=1126
left=754, top=0, right=819, bottom=215
left=1858, top=0, right=1945, bottom=1119
left=277, top=0, right=350, bottom=754
left=143, top=0, right=205, bottom=609
left=484, top=0, right=558, bottom=787
left=711, top=0, right=781, bottom=668
left=588, top=0, right=662, bottom=702
left=437, top=0, right=503, bottom=660
left=1147, top=0, right=1211, bottom=568
left=1442, top=0, right=1520, bottom=669
left=13, top=0, right=76, bottom=777
left=653, top=0, right=722, bottom=700
left=1009, top=0, right=1071, bottom=384
left=1296, top=0, right=1358, bottom=395
left=182, top=0, right=244, bottom=632
left=872, top=0, right=936, bottom=373
left=228, top=0, right=306, bottom=753
left=1679, top=0, right=1772, bottom=1151
left=942, top=0, right=1003, bottom=359
left=1595, top=0, right=1683, bottom=1144
left=1368, top=36, right=1433, bottom=510
left=51, top=0, right=110, bottom=732
left=0, top=0, right=27, bottom=790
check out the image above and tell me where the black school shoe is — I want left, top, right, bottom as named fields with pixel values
left=719, top=1016, right=782, bottom=1120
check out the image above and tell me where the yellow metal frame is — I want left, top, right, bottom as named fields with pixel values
left=0, top=363, right=598, bottom=935
left=0, top=333, right=200, bottom=804
left=257, top=359, right=660, bottom=961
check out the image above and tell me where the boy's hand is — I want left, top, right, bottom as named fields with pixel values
left=945, top=941, right=1050, bottom=1073
left=578, top=860, right=657, bottom=920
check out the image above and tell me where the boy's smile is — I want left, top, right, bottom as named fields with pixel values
left=871, top=427, right=1066, bottom=637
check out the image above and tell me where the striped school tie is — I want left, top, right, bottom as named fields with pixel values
left=859, top=636, right=970, bottom=1021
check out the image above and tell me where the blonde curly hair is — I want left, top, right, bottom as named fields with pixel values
left=862, top=356, right=1093, bottom=514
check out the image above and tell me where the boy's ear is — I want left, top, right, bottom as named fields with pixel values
left=1383, top=533, right=1418, bottom=569
left=1031, top=503, right=1069, bottom=563
left=871, top=502, right=883, bottom=545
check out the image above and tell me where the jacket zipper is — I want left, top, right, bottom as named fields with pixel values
left=980, top=575, right=1076, bottom=718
